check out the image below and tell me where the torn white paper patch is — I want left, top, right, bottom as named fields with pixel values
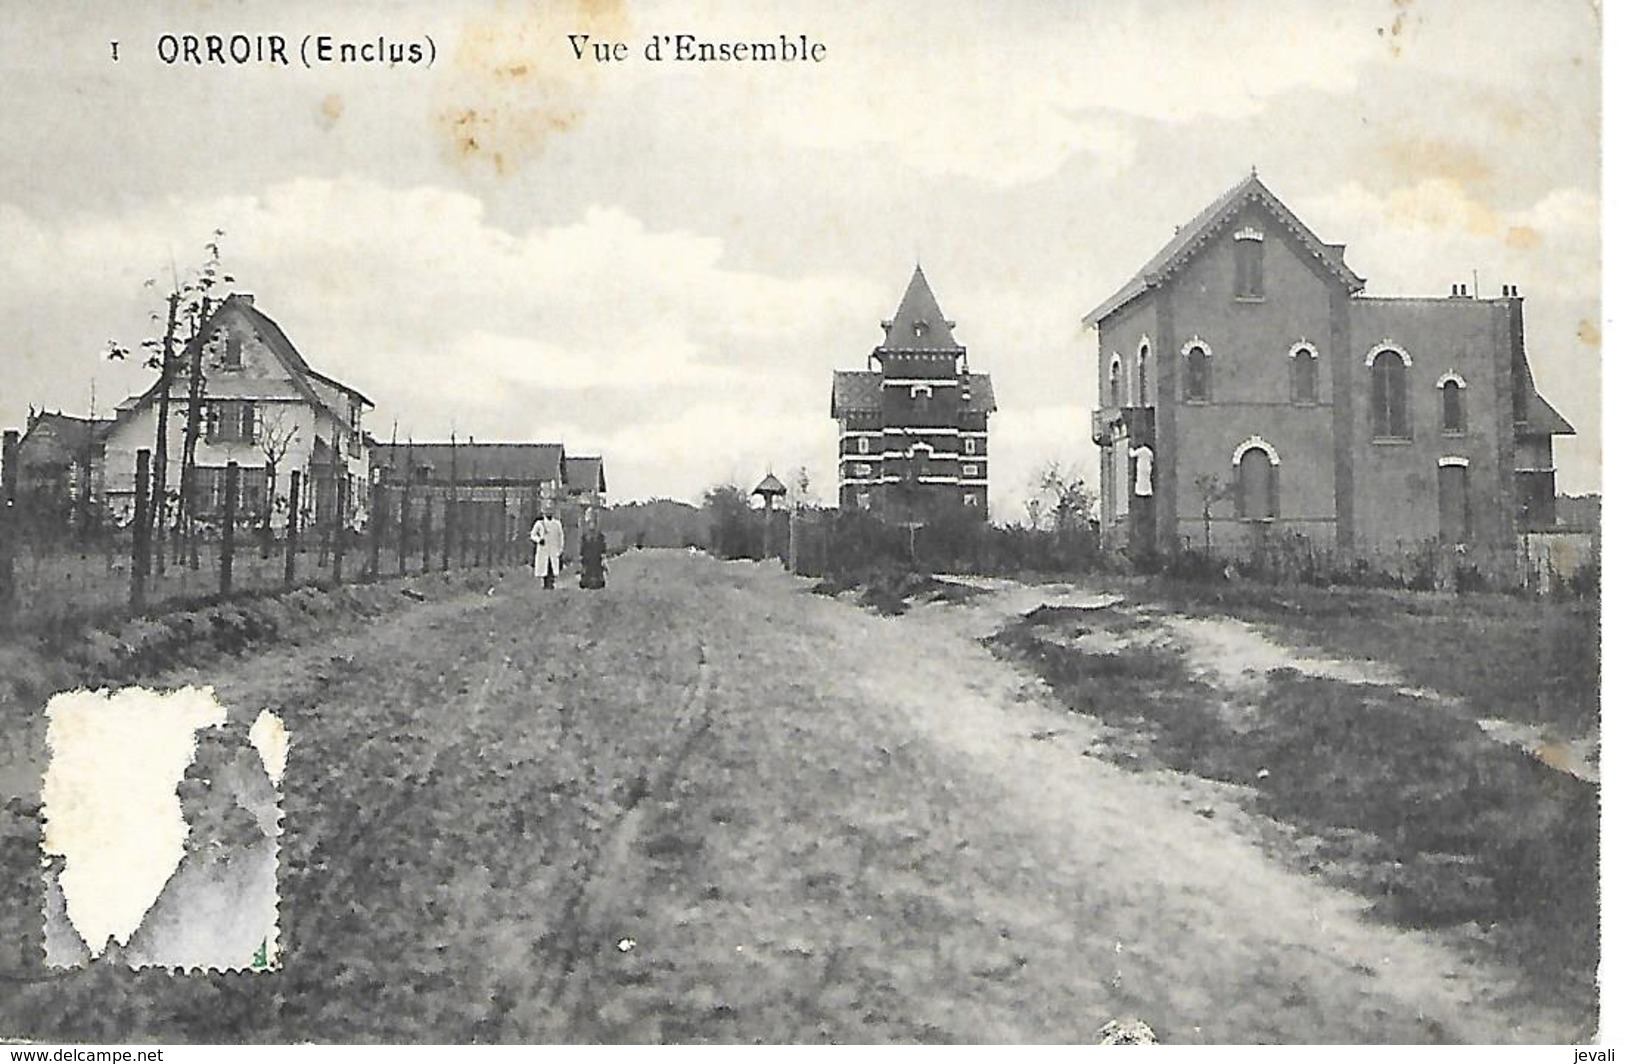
left=41, top=686, right=282, bottom=970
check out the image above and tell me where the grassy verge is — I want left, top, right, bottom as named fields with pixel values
left=810, top=564, right=987, bottom=616
left=987, top=605, right=1599, bottom=1024
left=1107, top=578, right=1600, bottom=736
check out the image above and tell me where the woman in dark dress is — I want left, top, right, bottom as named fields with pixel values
left=579, top=507, right=607, bottom=589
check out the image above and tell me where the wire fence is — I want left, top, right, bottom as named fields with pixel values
left=0, top=449, right=535, bottom=632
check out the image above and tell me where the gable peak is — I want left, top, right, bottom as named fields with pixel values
left=879, top=264, right=961, bottom=351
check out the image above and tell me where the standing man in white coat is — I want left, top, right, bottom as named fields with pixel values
left=529, top=505, right=565, bottom=589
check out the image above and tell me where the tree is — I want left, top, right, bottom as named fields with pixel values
left=255, top=407, right=300, bottom=556
left=1031, top=460, right=1097, bottom=533
left=175, top=233, right=232, bottom=569
left=107, top=233, right=234, bottom=572
left=1193, top=473, right=1232, bottom=555
left=702, top=483, right=754, bottom=560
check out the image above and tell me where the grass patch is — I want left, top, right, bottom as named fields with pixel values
left=810, top=563, right=988, bottom=617
left=1110, top=579, right=1600, bottom=736
left=989, top=611, right=1600, bottom=1019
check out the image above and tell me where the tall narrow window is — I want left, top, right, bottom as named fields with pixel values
left=1438, top=462, right=1470, bottom=543
left=1371, top=349, right=1410, bottom=439
left=1290, top=347, right=1318, bottom=404
left=1136, top=342, right=1150, bottom=405
left=857, top=436, right=870, bottom=455
left=1108, top=356, right=1123, bottom=407
left=1237, top=447, right=1276, bottom=520
left=1184, top=344, right=1212, bottom=402
left=1234, top=229, right=1264, bottom=298
left=1440, top=378, right=1465, bottom=435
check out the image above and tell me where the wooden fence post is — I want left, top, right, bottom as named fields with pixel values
left=260, top=459, right=275, bottom=560
left=131, top=448, right=151, bottom=610
left=398, top=483, right=410, bottom=577
left=369, top=478, right=384, bottom=580
left=0, top=430, right=18, bottom=621
left=420, top=490, right=433, bottom=573
left=441, top=489, right=452, bottom=572
left=332, top=476, right=348, bottom=586
left=220, top=461, right=238, bottom=596
left=457, top=496, right=468, bottom=568
left=284, top=470, right=301, bottom=589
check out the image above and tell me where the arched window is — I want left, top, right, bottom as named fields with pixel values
left=1234, top=228, right=1265, bottom=298
left=1184, top=343, right=1212, bottom=402
left=1440, top=377, right=1465, bottom=435
left=1136, top=342, right=1150, bottom=405
left=1290, top=346, right=1318, bottom=404
left=1108, top=356, right=1123, bottom=407
left=1370, top=349, right=1410, bottom=439
left=1236, top=446, right=1277, bottom=520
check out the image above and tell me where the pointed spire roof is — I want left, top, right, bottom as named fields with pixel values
left=1082, top=172, right=1367, bottom=327
left=878, top=265, right=963, bottom=352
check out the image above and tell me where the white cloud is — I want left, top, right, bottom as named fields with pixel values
left=676, top=0, right=1389, bottom=186
left=0, top=177, right=884, bottom=504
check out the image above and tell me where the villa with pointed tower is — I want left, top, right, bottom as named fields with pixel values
left=1083, top=171, right=1574, bottom=563
left=830, top=267, right=996, bottom=521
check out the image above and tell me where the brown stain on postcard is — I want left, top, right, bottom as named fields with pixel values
left=1576, top=319, right=1600, bottom=347
left=1504, top=225, right=1540, bottom=251
left=1376, top=0, right=1415, bottom=58
left=317, top=93, right=345, bottom=131
left=434, top=0, right=630, bottom=177
left=1379, top=137, right=1490, bottom=189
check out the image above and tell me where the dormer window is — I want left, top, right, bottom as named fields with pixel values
left=214, top=330, right=243, bottom=370
left=912, top=320, right=929, bottom=338
left=1234, top=227, right=1264, bottom=299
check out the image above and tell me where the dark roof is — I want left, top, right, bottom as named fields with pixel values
left=20, top=412, right=115, bottom=455
left=831, top=370, right=883, bottom=416
left=964, top=374, right=997, bottom=413
left=830, top=371, right=996, bottom=417
left=1082, top=172, right=1366, bottom=327
left=115, top=294, right=368, bottom=424
left=878, top=266, right=964, bottom=352
left=1520, top=378, right=1576, bottom=437
left=371, top=442, right=567, bottom=483
left=565, top=455, right=606, bottom=494
left=753, top=473, right=787, bottom=496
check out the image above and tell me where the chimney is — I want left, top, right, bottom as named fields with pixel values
left=235, top=293, right=254, bottom=306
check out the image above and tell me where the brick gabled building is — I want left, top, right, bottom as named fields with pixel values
left=831, top=266, right=996, bottom=521
left=1083, top=172, right=1575, bottom=561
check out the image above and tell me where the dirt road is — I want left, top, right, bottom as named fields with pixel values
left=0, top=550, right=1587, bottom=1042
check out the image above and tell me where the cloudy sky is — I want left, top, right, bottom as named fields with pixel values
left=0, top=0, right=1602, bottom=520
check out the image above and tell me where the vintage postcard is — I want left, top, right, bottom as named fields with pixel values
left=0, top=0, right=1608, bottom=1047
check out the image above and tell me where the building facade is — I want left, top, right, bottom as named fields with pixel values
left=1084, top=172, right=1574, bottom=562
left=14, top=411, right=115, bottom=533
left=104, top=293, right=373, bottom=529
left=831, top=266, right=996, bottom=521
left=370, top=441, right=573, bottom=554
